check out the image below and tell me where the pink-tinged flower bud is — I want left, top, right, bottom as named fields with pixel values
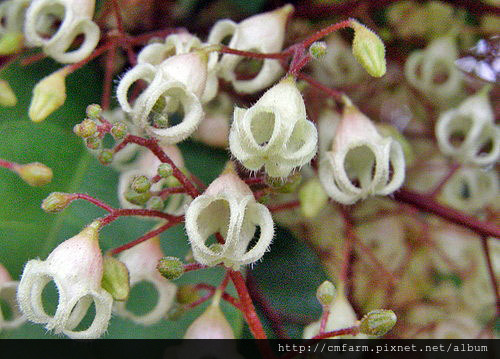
left=184, top=299, right=234, bottom=339
left=17, top=223, right=113, bottom=339
left=319, top=99, right=405, bottom=204
left=0, top=263, right=25, bottom=332
left=209, top=4, right=294, bottom=93
left=24, top=0, right=100, bottom=63
left=114, top=237, right=177, bottom=325
left=185, top=172, right=274, bottom=269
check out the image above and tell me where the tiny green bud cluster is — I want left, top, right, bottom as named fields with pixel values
left=157, top=257, right=184, bottom=280
left=359, top=309, right=397, bottom=336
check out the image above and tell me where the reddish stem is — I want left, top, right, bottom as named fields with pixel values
left=429, top=163, right=461, bottom=198
left=194, top=283, right=242, bottom=310
left=109, top=219, right=182, bottom=255
left=319, top=305, right=330, bottom=334
left=229, top=270, right=267, bottom=339
left=394, top=188, right=500, bottom=238
left=0, top=158, right=16, bottom=170
left=311, top=325, right=360, bottom=340
left=111, top=0, right=137, bottom=66
left=184, top=263, right=207, bottom=273
left=301, top=19, right=352, bottom=48
left=100, top=209, right=182, bottom=227
left=297, top=72, right=344, bottom=101
left=244, top=177, right=266, bottom=185
left=71, top=193, right=114, bottom=212
left=101, top=41, right=117, bottom=110
left=480, top=236, right=500, bottom=316
left=114, top=135, right=200, bottom=198
left=66, top=42, right=114, bottom=75
left=219, top=45, right=287, bottom=60
left=158, top=186, right=187, bottom=199
left=267, top=200, right=300, bottom=213
left=20, top=52, right=47, bottom=66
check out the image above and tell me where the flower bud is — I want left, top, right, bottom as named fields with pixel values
left=316, top=280, right=336, bottom=306
left=309, top=41, right=327, bottom=60
left=351, top=20, right=386, bottom=77
left=73, top=119, right=98, bottom=138
left=131, top=175, right=151, bottom=193
left=86, top=104, right=102, bottom=119
left=111, top=122, right=128, bottom=139
left=98, top=149, right=114, bottom=166
left=157, top=256, right=184, bottom=280
left=29, top=69, right=67, bottom=123
left=184, top=301, right=235, bottom=339
left=15, top=162, right=53, bottom=186
left=0, top=79, right=17, bottom=107
left=41, top=192, right=73, bottom=213
left=157, top=163, right=173, bottom=178
left=176, top=284, right=200, bottom=305
left=0, top=32, right=24, bottom=55
left=86, top=137, right=101, bottom=150
left=299, top=178, right=329, bottom=218
left=124, top=189, right=152, bottom=206
left=359, top=309, right=397, bottom=336
left=101, top=256, right=130, bottom=301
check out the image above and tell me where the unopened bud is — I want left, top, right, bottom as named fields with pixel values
left=86, top=104, right=102, bottom=119
left=131, top=175, right=151, bottom=193
left=98, top=149, right=114, bottom=165
left=157, top=163, right=173, bottom=178
left=101, top=256, right=130, bottom=301
left=309, top=41, right=327, bottom=60
left=299, top=178, right=328, bottom=218
left=147, top=196, right=164, bottom=211
left=41, top=192, right=73, bottom=213
left=165, top=168, right=189, bottom=187
left=124, top=189, right=151, bottom=206
left=86, top=137, right=101, bottom=150
left=184, top=302, right=235, bottom=339
left=316, top=280, right=336, bottom=306
left=73, top=119, right=98, bottom=138
left=111, top=122, right=127, bottom=139
left=157, top=256, right=184, bottom=280
left=16, top=162, right=53, bottom=186
left=0, top=80, right=17, bottom=107
left=177, top=284, right=199, bottom=305
left=29, top=69, right=67, bottom=123
left=351, top=20, right=386, bottom=77
left=359, top=309, right=397, bottom=336
left=0, top=32, right=24, bottom=55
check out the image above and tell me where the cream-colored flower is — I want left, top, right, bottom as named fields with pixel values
left=229, top=77, right=318, bottom=178
left=185, top=172, right=274, bottom=269
left=114, top=237, right=177, bottom=325
left=17, top=223, right=113, bottom=339
left=436, top=91, right=499, bottom=166
left=208, top=4, right=293, bottom=94
left=319, top=99, right=405, bottom=204
left=24, top=0, right=100, bottom=63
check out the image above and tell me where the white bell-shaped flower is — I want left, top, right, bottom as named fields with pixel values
left=118, top=144, right=190, bottom=216
left=312, top=35, right=364, bottom=87
left=114, top=237, right=177, bottom=325
left=441, top=167, right=498, bottom=212
left=116, top=52, right=207, bottom=145
left=0, top=0, right=30, bottom=35
left=0, top=263, right=25, bottom=331
left=303, top=291, right=368, bottom=339
left=16, top=223, right=113, bottom=339
left=24, top=0, right=100, bottom=63
left=185, top=172, right=274, bottom=269
left=319, top=100, right=405, bottom=204
left=229, top=77, right=318, bottom=178
left=405, top=36, right=464, bottom=108
left=436, top=91, right=499, bottom=166
left=137, top=33, right=218, bottom=103
left=208, top=4, right=293, bottom=94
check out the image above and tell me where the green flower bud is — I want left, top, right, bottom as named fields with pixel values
left=299, top=178, right=328, bottom=218
left=86, top=104, right=102, bottom=119
left=316, top=280, right=336, bottom=306
left=98, top=149, right=114, bottom=166
left=165, top=167, right=190, bottom=187
left=0, top=80, right=17, bottom=107
left=157, top=163, right=173, bottom=178
left=351, top=20, right=386, bottom=77
left=101, top=256, right=130, bottom=301
left=85, top=137, right=101, bottom=150
left=157, top=256, right=184, bottom=281
left=309, top=41, right=327, bottom=60
left=73, top=119, right=98, bottom=138
left=124, top=189, right=151, bottom=206
left=29, top=69, right=68, bottom=123
left=147, top=196, right=164, bottom=211
left=16, top=162, right=53, bottom=186
left=111, top=122, right=128, bottom=139
left=359, top=309, right=397, bottom=336
left=0, top=32, right=24, bottom=55
left=177, top=284, right=200, bottom=305
left=131, top=175, right=151, bottom=193
left=41, top=192, right=73, bottom=213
